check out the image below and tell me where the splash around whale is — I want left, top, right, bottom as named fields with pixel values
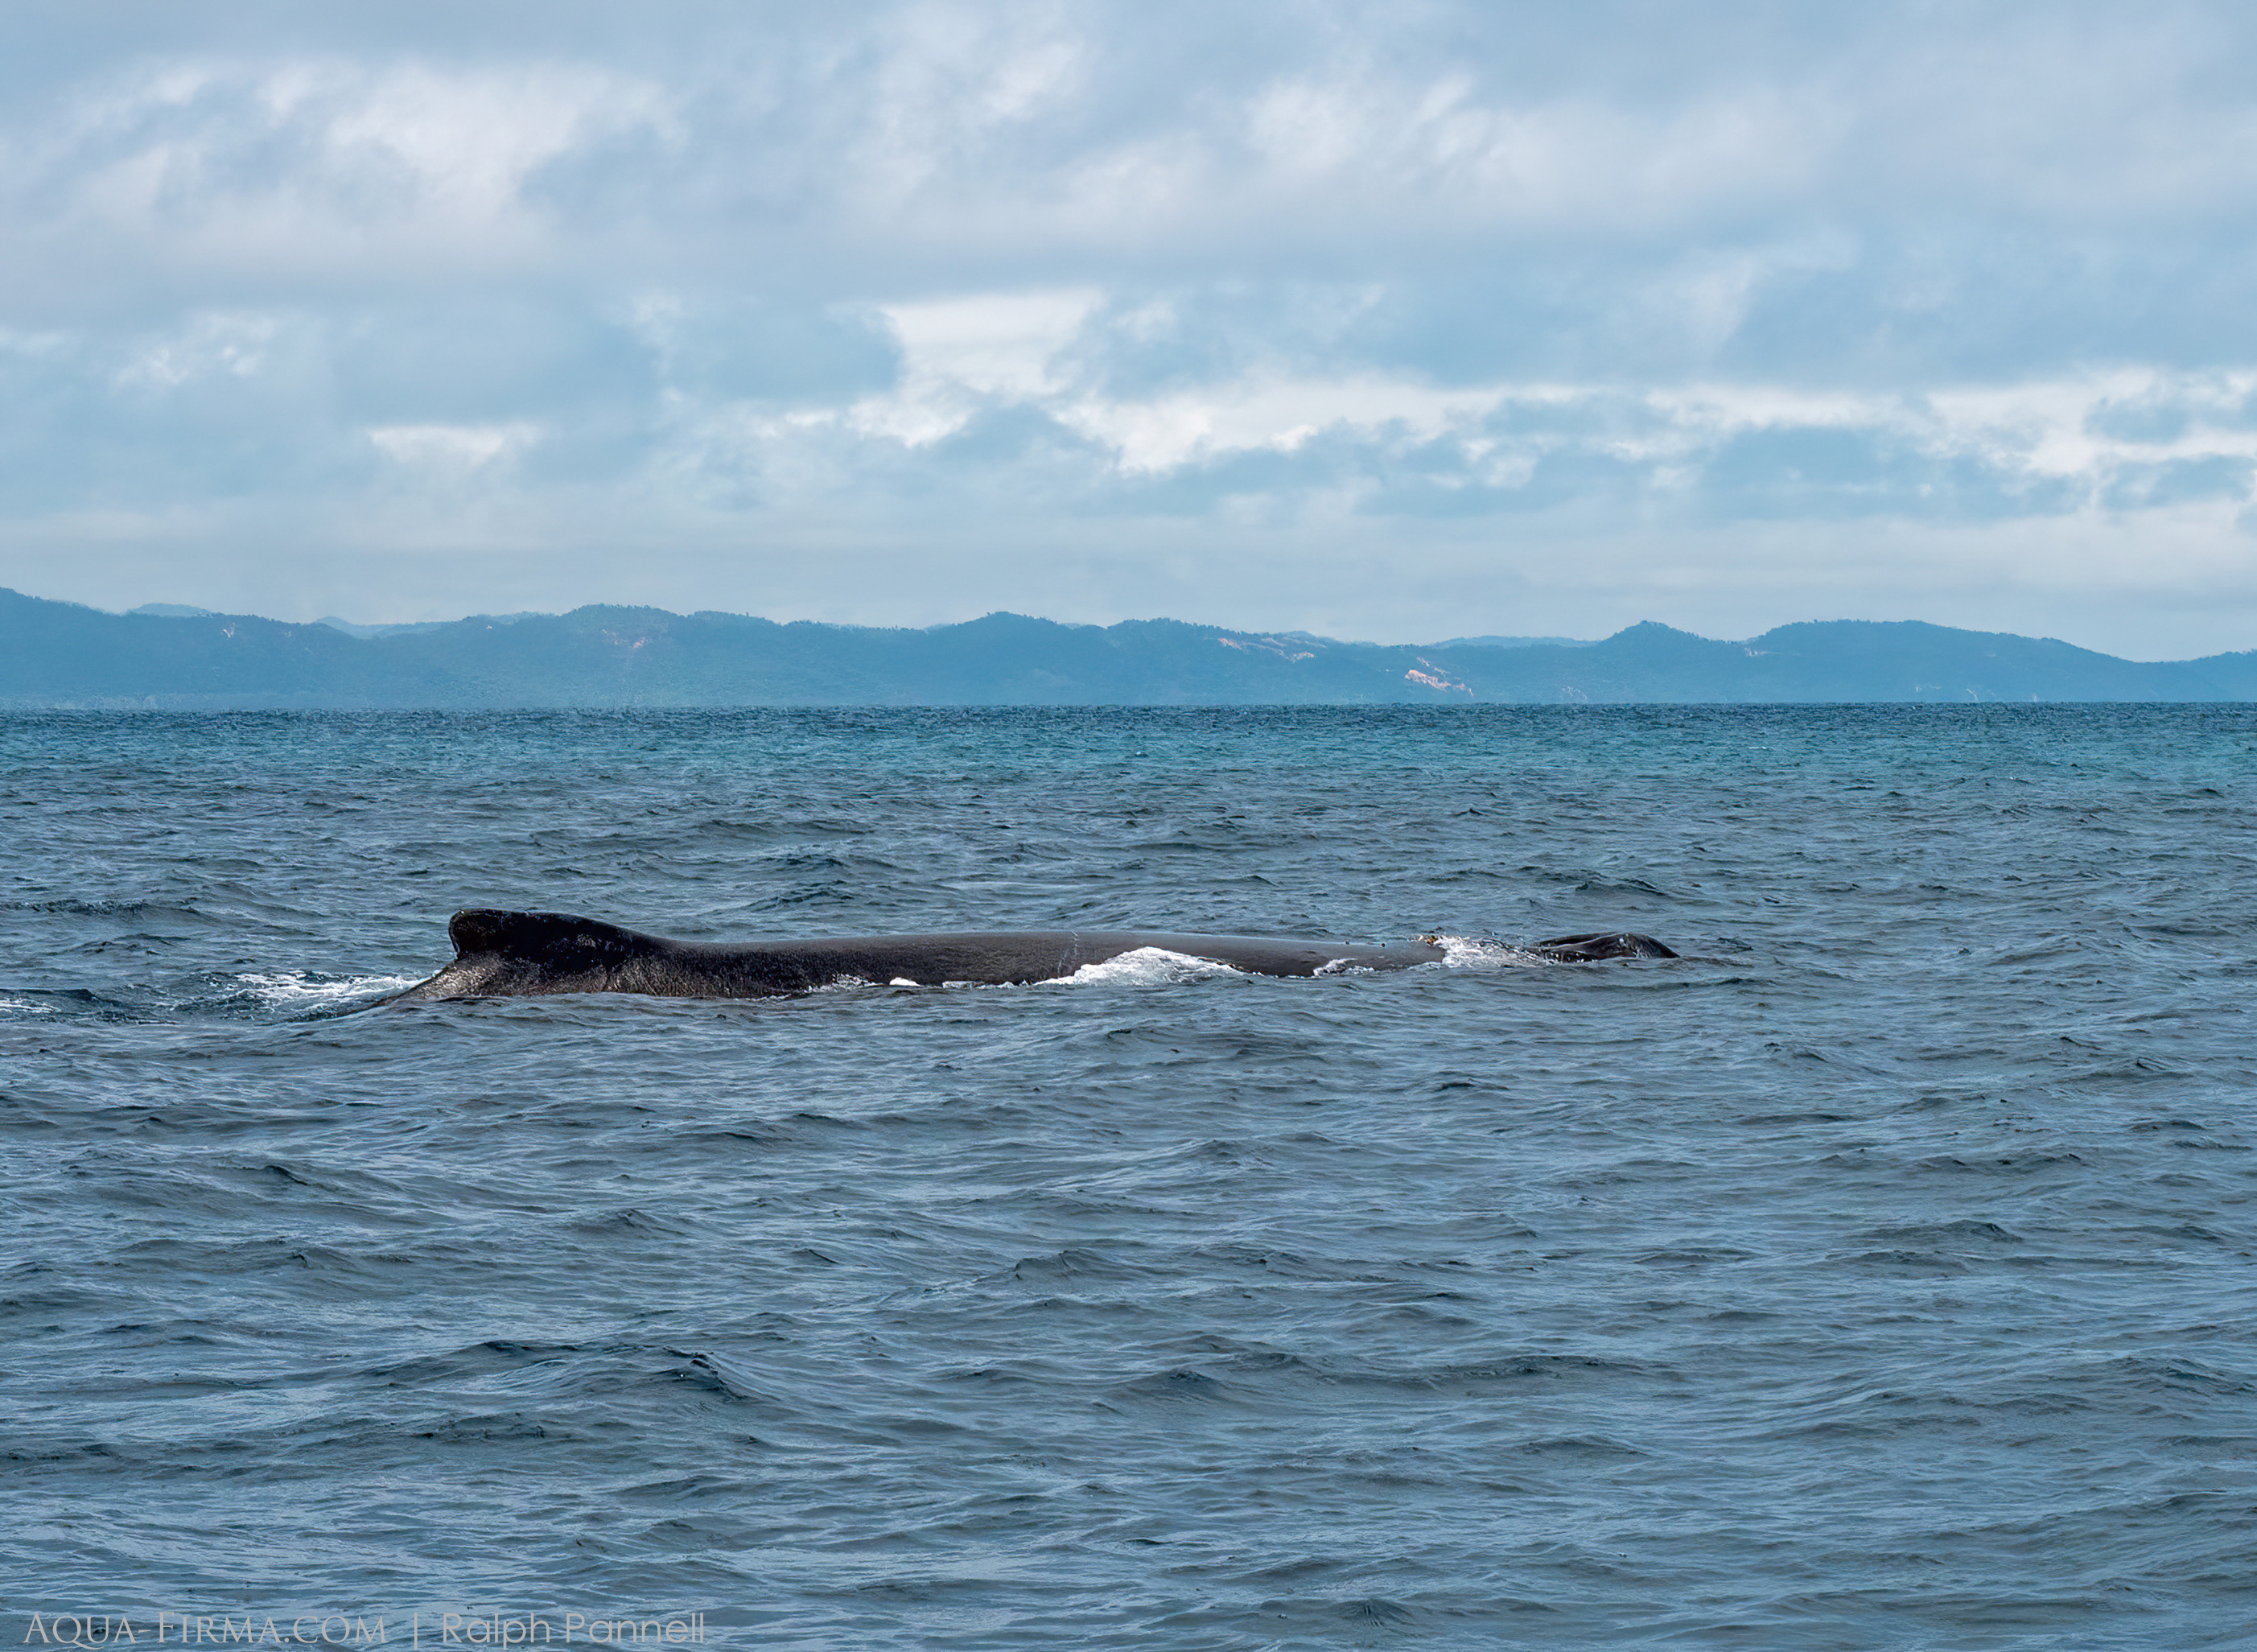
left=385, top=909, right=1678, bottom=1003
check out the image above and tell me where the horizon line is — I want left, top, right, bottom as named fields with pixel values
left=11, top=586, right=2241, bottom=666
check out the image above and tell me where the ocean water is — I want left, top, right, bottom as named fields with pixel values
left=4, top=705, right=2255, bottom=1650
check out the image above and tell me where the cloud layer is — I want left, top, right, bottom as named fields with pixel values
left=2, top=1, right=2254, bottom=653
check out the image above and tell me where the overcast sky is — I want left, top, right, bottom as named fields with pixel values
left=2, top=2, right=2255, bottom=654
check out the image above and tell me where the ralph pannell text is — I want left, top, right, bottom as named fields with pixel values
left=18, top=1616, right=707, bottom=1648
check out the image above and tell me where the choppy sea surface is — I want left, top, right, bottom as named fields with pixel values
left=5, top=706, right=2256, bottom=1650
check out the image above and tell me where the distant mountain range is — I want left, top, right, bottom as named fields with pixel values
left=5, top=587, right=2254, bottom=707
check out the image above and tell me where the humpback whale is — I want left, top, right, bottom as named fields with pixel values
left=386, top=910, right=1677, bottom=1003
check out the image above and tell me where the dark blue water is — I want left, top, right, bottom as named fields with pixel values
left=5, top=707, right=2255, bottom=1650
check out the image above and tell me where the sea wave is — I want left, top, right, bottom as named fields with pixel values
left=1054, top=945, right=1247, bottom=987
left=233, top=970, right=420, bottom=1006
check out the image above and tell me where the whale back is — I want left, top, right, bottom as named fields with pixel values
left=385, top=909, right=1673, bottom=1003
left=447, top=909, right=655, bottom=968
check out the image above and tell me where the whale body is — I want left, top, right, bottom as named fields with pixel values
left=386, top=909, right=1676, bottom=1003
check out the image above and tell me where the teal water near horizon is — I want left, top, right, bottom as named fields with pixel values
left=5, top=705, right=2256, bottom=1649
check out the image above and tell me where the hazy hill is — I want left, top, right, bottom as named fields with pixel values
left=0, top=587, right=2247, bottom=707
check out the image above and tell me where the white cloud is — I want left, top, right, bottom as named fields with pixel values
left=1058, top=373, right=1510, bottom=474
left=11, top=55, right=674, bottom=290
left=1235, top=72, right=1837, bottom=233
left=366, top=421, right=540, bottom=470
left=849, top=287, right=1102, bottom=443
left=756, top=290, right=2257, bottom=524
left=115, top=311, right=278, bottom=387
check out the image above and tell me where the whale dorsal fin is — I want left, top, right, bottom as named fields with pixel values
left=447, top=909, right=651, bottom=967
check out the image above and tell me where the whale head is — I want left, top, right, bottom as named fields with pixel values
left=1530, top=931, right=1678, bottom=962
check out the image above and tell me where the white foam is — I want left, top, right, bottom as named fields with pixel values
left=237, top=971, right=421, bottom=1006
left=0, top=996, right=55, bottom=1015
left=1427, top=934, right=1551, bottom=970
left=1050, top=946, right=1246, bottom=987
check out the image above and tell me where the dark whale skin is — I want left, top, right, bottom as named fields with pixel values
left=386, top=910, right=1675, bottom=1003
left=1526, top=931, right=1678, bottom=962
